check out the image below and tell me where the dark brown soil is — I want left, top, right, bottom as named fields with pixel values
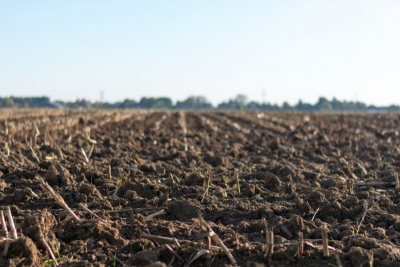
left=1, top=109, right=400, bottom=266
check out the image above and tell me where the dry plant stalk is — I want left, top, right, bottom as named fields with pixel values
left=78, top=203, right=107, bottom=223
left=201, top=172, right=211, bottom=202
left=169, top=173, right=175, bottom=187
left=347, top=178, right=354, bottom=194
left=335, top=253, right=344, bottom=267
left=57, top=145, right=64, bottom=160
left=197, top=213, right=207, bottom=233
left=265, top=227, right=274, bottom=267
left=395, top=173, right=400, bottom=189
left=87, top=144, right=95, bottom=160
left=311, top=207, right=320, bottom=221
left=197, top=212, right=236, bottom=264
left=351, top=173, right=359, bottom=181
left=1, top=210, right=10, bottom=257
left=37, top=176, right=81, bottom=222
left=357, top=162, right=368, bottom=175
left=235, top=172, right=240, bottom=194
left=4, top=142, right=10, bottom=156
left=29, top=145, right=40, bottom=163
left=321, top=227, right=329, bottom=257
left=1, top=240, right=11, bottom=258
left=81, top=147, right=89, bottom=163
left=304, top=241, right=336, bottom=251
left=143, top=209, right=165, bottom=222
left=7, top=207, right=18, bottom=240
left=174, top=238, right=181, bottom=247
left=108, top=165, right=112, bottom=179
left=1, top=211, right=8, bottom=238
left=41, top=237, right=59, bottom=266
left=298, top=232, right=304, bottom=259
left=186, top=249, right=210, bottom=266
left=33, top=124, right=40, bottom=148
left=6, top=207, right=18, bottom=240
left=84, top=126, right=97, bottom=144
left=356, top=204, right=368, bottom=235
left=165, top=244, right=184, bottom=263
left=288, top=176, right=295, bottom=194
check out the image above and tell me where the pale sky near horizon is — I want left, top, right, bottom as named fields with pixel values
left=1, top=1, right=400, bottom=106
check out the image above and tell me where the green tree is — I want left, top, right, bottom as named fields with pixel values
left=155, top=97, right=173, bottom=109
left=282, top=101, right=292, bottom=111
left=315, top=97, right=332, bottom=111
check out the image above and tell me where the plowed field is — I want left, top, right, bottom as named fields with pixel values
left=1, top=109, right=400, bottom=267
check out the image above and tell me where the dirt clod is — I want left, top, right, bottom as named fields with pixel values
left=166, top=199, right=201, bottom=220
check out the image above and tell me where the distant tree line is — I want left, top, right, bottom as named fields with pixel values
left=0, top=97, right=53, bottom=108
left=0, top=95, right=399, bottom=112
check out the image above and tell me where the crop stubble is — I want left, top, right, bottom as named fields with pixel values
left=0, top=109, right=399, bottom=266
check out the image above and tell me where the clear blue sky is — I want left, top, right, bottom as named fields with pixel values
left=1, top=0, right=399, bottom=106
